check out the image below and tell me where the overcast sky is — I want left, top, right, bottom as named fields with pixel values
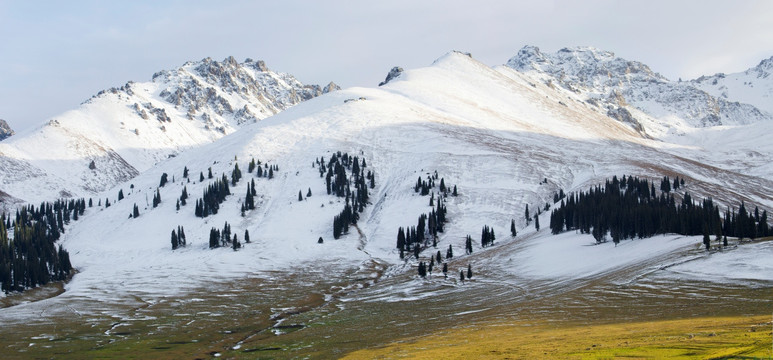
left=1, top=0, right=772, bottom=132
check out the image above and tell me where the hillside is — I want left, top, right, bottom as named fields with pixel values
left=0, top=57, right=338, bottom=207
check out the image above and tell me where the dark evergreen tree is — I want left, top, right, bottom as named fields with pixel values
left=298, top=190, right=303, bottom=202
left=200, top=172, right=205, bottom=182
left=133, top=203, right=140, bottom=218
left=183, top=166, right=189, bottom=178
left=160, top=173, right=169, bottom=187
left=307, top=188, right=312, bottom=197
left=446, top=244, right=453, bottom=259
left=525, top=204, right=530, bottom=225
left=118, top=189, right=124, bottom=201
left=171, top=229, right=179, bottom=250
left=510, top=219, right=517, bottom=237
left=442, top=262, right=448, bottom=277
left=208, top=167, right=213, bottom=179
left=467, top=264, right=472, bottom=279
left=535, top=215, right=540, bottom=231
left=232, top=234, right=240, bottom=251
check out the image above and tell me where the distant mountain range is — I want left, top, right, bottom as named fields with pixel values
left=0, top=57, right=338, bottom=205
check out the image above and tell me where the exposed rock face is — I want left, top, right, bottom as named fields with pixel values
left=0, top=119, right=13, bottom=141
left=507, top=46, right=771, bottom=128
left=379, top=67, right=404, bottom=86
left=0, top=56, right=339, bottom=205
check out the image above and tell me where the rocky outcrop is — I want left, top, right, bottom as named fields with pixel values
left=0, top=119, right=13, bottom=141
left=379, top=67, right=404, bottom=86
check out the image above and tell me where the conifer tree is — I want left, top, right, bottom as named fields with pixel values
left=307, top=188, right=312, bottom=197
left=160, top=173, right=168, bottom=187
left=171, top=229, right=179, bottom=250
left=183, top=166, right=189, bottom=178
left=452, top=185, right=457, bottom=196
left=467, top=264, right=472, bottom=279
left=535, top=215, right=540, bottom=231
left=118, top=189, right=124, bottom=201
left=244, top=229, right=250, bottom=243
left=511, top=219, right=517, bottom=237
left=298, top=190, right=303, bottom=202
left=200, top=172, right=205, bottom=182
left=525, top=204, right=530, bottom=224
left=208, top=167, right=213, bottom=179
left=442, top=262, right=448, bottom=278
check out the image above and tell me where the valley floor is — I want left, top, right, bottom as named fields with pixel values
left=0, top=235, right=770, bottom=359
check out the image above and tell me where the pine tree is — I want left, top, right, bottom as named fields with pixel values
left=307, top=188, right=312, bottom=197
left=232, top=234, right=240, bottom=251
left=467, top=264, right=472, bottom=279
left=183, top=166, right=189, bottom=178
left=525, top=204, right=530, bottom=224
left=133, top=204, right=140, bottom=218
left=446, top=244, right=453, bottom=259
left=535, top=215, right=540, bottom=231
left=442, top=263, right=448, bottom=277
left=460, top=270, right=465, bottom=282
left=510, top=219, right=517, bottom=237
left=171, top=229, right=179, bottom=250
left=200, top=172, right=205, bottom=182
left=452, top=185, right=458, bottom=196
left=208, top=167, right=213, bottom=179
left=160, top=173, right=168, bottom=187
left=118, top=189, right=124, bottom=201
left=298, top=190, right=303, bottom=202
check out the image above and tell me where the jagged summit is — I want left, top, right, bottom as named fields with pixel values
left=691, top=55, right=773, bottom=114
left=0, top=56, right=338, bottom=204
left=0, top=119, right=13, bottom=141
left=507, top=45, right=770, bottom=130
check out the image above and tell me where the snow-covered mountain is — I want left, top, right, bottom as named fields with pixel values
left=691, top=56, right=773, bottom=114
left=29, top=50, right=771, bottom=303
left=0, top=119, right=12, bottom=141
left=507, top=46, right=771, bottom=137
left=0, top=57, right=338, bottom=206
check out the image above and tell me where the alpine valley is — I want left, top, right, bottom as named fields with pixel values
left=0, top=47, right=771, bottom=359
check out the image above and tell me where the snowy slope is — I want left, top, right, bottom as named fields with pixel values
left=35, top=51, right=772, bottom=306
left=0, top=57, right=338, bottom=207
left=692, top=56, right=773, bottom=114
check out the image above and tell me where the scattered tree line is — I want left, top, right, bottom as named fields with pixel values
left=0, top=200, right=76, bottom=293
left=395, top=200, right=448, bottom=259
left=548, top=175, right=770, bottom=245
left=170, top=226, right=187, bottom=250
left=195, top=174, right=232, bottom=218
left=323, top=152, right=375, bottom=239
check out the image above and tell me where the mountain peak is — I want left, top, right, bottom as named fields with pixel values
left=0, top=119, right=13, bottom=141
